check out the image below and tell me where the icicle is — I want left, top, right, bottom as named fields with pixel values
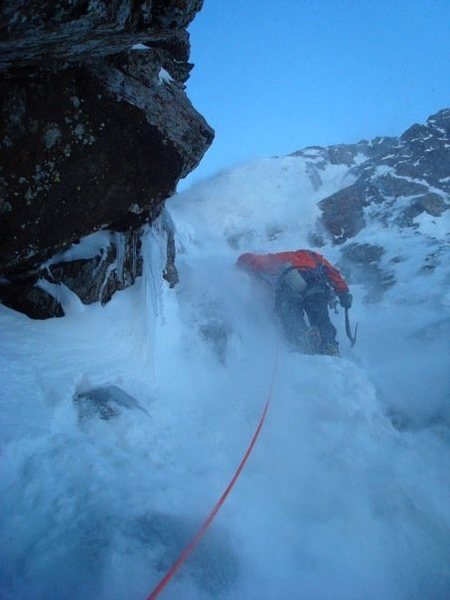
left=140, top=218, right=169, bottom=377
left=142, top=222, right=166, bottom=319
left=130, top=230, right=139, bottom=280
left=113, top=232, right=126, bottom=283
left=98, top=262, right=116, bottom=305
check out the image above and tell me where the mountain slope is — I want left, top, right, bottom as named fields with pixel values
left=0, top=110, right=449, bottom=599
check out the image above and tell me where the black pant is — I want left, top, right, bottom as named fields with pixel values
left=274, top=285, right=337, bottom=348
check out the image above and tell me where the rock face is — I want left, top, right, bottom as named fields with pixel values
left=317, top=109, right=450, bottom=243
left=289, top=109, right=450, bottom=300
left=0, top=0, right=213, bottom=318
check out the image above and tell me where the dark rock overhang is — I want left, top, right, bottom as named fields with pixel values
left=0, top=1, right=214, bottom=317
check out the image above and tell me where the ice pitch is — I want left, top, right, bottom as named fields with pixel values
left=0, top=196, right=450, bottom=597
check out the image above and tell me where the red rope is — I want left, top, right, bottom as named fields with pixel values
left=146, top=349, right=279, bottom=599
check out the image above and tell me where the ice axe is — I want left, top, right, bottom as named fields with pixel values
left=345, top=307, right=358, bottom=347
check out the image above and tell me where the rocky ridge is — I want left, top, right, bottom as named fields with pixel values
left=290, top=109, right=450, bottom=300
left=290, top=109, right=450, bottom=243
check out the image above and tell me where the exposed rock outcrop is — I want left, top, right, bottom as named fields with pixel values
left=47, top=230, right=143, bottom=306
left=318, top=109, right=450, bottom=243
left=0, top=0, right=213, bottom=318
left=74, top=385, right=147, bottom=421
left=289, top=109, right=449, bottom=301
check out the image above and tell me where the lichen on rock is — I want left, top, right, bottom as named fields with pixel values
left=0, top=0, right=213, bottom=318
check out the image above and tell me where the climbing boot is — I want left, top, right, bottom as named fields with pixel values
left=320, top=342, right=340, bottom=357
left=301, top=326, right=321, bottom=354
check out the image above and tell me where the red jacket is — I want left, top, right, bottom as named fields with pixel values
left=237, top=250, right=349, bottom=295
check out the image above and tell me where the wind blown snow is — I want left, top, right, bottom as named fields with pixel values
left=1, top=156, right=449, bottom=599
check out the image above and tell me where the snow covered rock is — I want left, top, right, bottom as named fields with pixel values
left=74, top=385, right=145, bottom=421
left=0, top=0, right=213, bottom=318
left=318, top=108, right=450, bottom=244
left=48, top=230, right=143, bottom=308
left=0, top=278, right=64, bottom=319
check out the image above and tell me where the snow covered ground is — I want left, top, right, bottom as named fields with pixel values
left=1, top=155, right=449, bottom=599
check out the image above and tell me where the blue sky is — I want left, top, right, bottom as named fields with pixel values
left=180, top=0, right=450, bottom=188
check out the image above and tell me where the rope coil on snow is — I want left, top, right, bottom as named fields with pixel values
left=146, top=347, right=279, bottom=599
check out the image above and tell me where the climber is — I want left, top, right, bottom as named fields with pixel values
left=237, top=249, right=352, bottom=356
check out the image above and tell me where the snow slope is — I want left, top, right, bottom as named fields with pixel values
left=1, top=153, right=449, bottom=599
